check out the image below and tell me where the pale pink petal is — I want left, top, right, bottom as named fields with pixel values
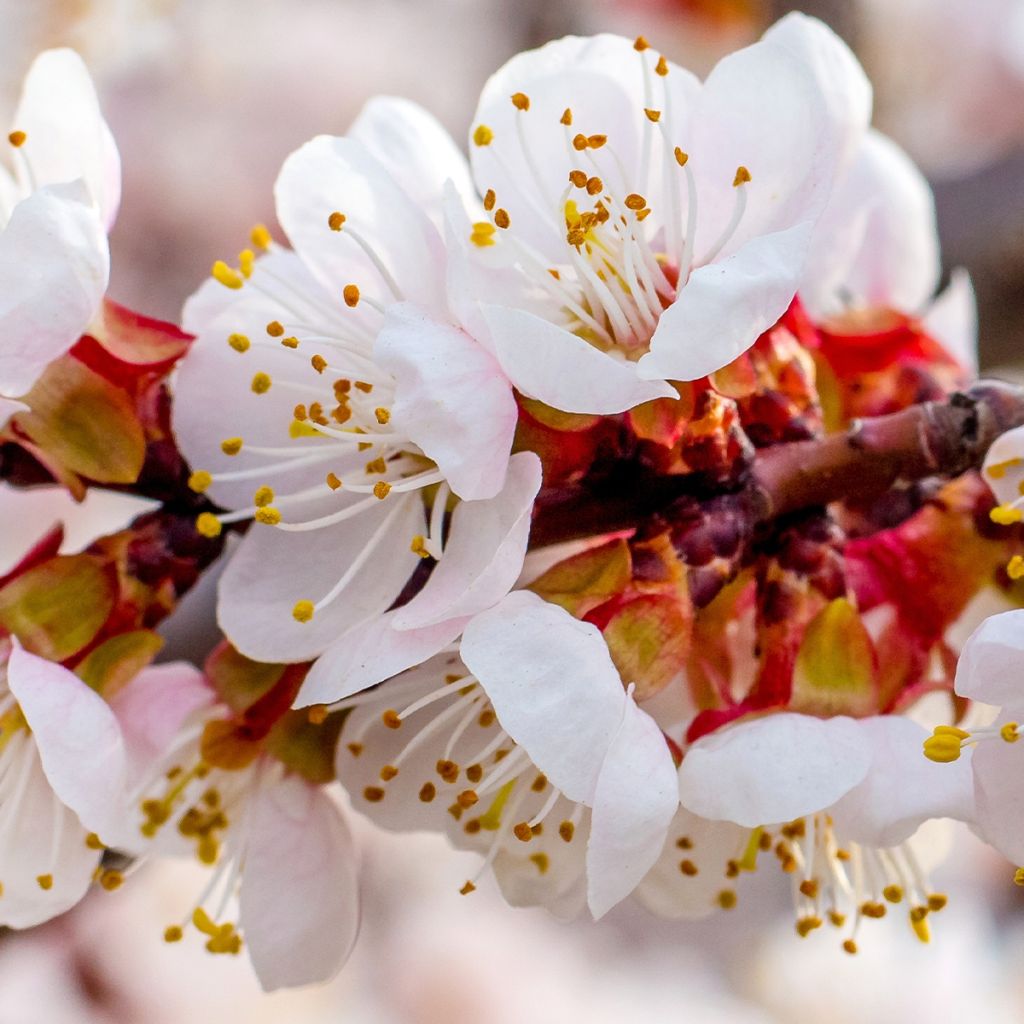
left=218, top=491, right=425, bottom=663
left=638, top=223, right=811, bottom=382
left=0, top=185, right=108, bottom=396
left=274, top=135, right=445, bottom=314
left=348, top=96, right=475, bottom=225
left=925, top=267, right=978, bottom=374
left=393, top=451, right=541, bottom=629
left=8, top=644, right=125, bottom=836
left=375, top=302, right=519, bottom=500
left=12, top=49, right=120, bottom=228
left=971, top=714, right=1024, bottom=863
left=239, top=775, right=360, bottom=991
left=295, top=609, right=469, bottom=707
left=480, top=304, right=675, bottom=413
left=677, top=713, right=873, bottom=827
left=460, top=592, right=626, bottom=802
left=831, top=717, right=975, bottom=847
left=953, top=609, right=1024, bottom=707
left=587, top=695, right=678, bottom=918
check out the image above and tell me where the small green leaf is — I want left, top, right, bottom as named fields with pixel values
left=529, top=538, right=632, bottom=616
left=76, top=630, right=164, bottom=696
left=602, top=593, right=692, bottom=700
left=205, top=643, right=284, bottom=714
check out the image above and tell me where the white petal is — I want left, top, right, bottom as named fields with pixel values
left=7, top=644, right=125, bottom=836
left=830, top=717, right=974, bottom=847
left=924, top=267, right=978, bottom=374
left=970, top=715, right=1024, bottom=863
left=481, top=304, right=675, bottom=413
left=295, top=609, right=468, bottom=707
left=803, top=131, right=940, bottom=317
left=690, top=36, right=839, bottom=256
left=394, top=451, right=541, bottom=629
left=274, top=135, right=445, bottom=314
left=0, top=185, right=108, bottom=396
left=677, top=713, right=872, bottom=827
left=0, top=749, right=99, bottom=929
left=638, top=223, right=811, bottom=382
left=240, top=775, right=360, bottom=991
left=460, top=592, right=626, bottom=803
left=587, top=695, right=678, bottom=918
left=12, top=49, right=120, bottom=228
left=218, top=491, right=425, bottom=663
left=762, top=13, right=871, bottom=175
left=953, top=609, right=1024, bottom=707
left=375, top=302, right=519, bottom=500
left=348, top=96, right=475, bottom=227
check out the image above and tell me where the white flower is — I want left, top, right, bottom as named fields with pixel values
left=663, top=712, right=973, bottom=950
left=980, top=427, right=1024, bottom=543
left=0, top=640, right=127, bottom=928
left=110, top=661, right=359, bottom=991
left=172, top=97, right=543, bottom=670
left=0, top=49, right=119, bottom=424
left=337, top=591, right=678, bottom=919
left=931, top=608, right=1024, bottom=868
left=452, top=14, right=860, bottom=390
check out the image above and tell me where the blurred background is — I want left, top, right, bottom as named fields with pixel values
left=2, top=1, right=1024, bottom=1020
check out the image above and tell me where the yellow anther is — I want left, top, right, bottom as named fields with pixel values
left=382, top=709, right=402, bottom=729
left=798, top=879, right=819, bottom=899
left=266, top=320, right=285, bottom=338
left=250, top=371, right=272, bottom=394
left=733, top=165, right=752, bottom=187
left=343, top=284, right=360, bottom=307
left=987, top=457, right=1022, bottom=479
left=373, top=481, right=392, bottom=499
left=196, top=513, right=222, bottom=538
left=37, top=874, right=53, bottom=891
left=410, top=534, right=431, bottom=558
left=513, top=822, right=533, bottom=842
left=419, top=782, right=436, bottom=802
left=85, top=833, right=105, bottom=851
left=211, top=260, right=243, bottom=290
left=220, top=437, right=243, bottom=456
left=716, top=890, right=737, bottom=910
left=281, top=335, right=299, bottom=349
left=364, top=456, right=387, bottom=474
left=843, top=939, right=858, bottom=955
left=227, top=332, right=250, bottom=353
left=238, top=248, right=255, bottom=279
left=586, top=176, right=603, bottom=196
left=326, top=472, right=342, bottom=491
left=254, top=506, right=281, bottom=526
left=328, top=211, right=346, bottom=231
left=253, top=485, right=274, bottom=508
left=923, top=724, right=969, bottom=763
left=655, top=55, right=669, bottom=76
left=911, top=911, right=931, bottom=943
left=560, top=108, right=573, bottom=126
left=644, top=108, right=662, bottom=122
left=625, top=193, right=647, bottom=211
left=530, top=852, right=550, bottom=875
left=380, top=765, right=399, bottom=782
left=511, top=92, right=530, bottom=111
left=494, top=208, right=511, bottom=229
left=458, top=790, right=480, bottom=809
left=1002, top=722, right=1020, bottom=743
left=679, top=859, right=698, bottom=876
left=460, top=881, right=476, bottom=895
left=188, top=470, right=213, bottom=493
left=8, top=130, right=27, bottom=147
left=374, top=407, right=391, bottom=425
left=164, top=925, right=184, bottom=943
left=99, top=869, right=124, bottom=892
left=436, top=759, right=460, bottom=783
left=355, top=380, right=373, bottom=393
left=470, top=222, right=496, bottom=247
left=634, top=35, right=650, bottom=51
left=796, top=916, right=822, bottom=937
left=674, top=147, right=689, bottom=167
left=559, top=820, right=575, bottom=842
left=308, top=705, right=329, bottom=725
left=1008, top=555, right=1024, bottom=580
left=472, top=124, right=494, bottom=146
left=569, top=169, right=588, bottom=188
left=292, top=600, right=315, bottom=623
left=587, top=134, right=607, bottom=149
left=250, top=223, right=272, bottom=250
left=883, top=884, right=904, bottom=904
left=311, top=354, right=328, bottom=374
left=347, top=742, right=363, bottom=757
left=293, top=403, right=308, bottom=421
left=990, top=504, right=1023, bottom=525
left=572, top=133, right=589, bottom=151
left=363, top=786, right=385, bottom=803
left=828, top=910, right=846, bottom=927
left=928, top=893, right=948, bottom=911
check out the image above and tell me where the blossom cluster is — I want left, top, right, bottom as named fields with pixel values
left=0, top=15, right=1021, bottom=992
